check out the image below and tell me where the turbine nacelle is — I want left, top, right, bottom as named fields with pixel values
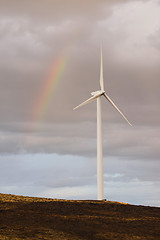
left=91, top=90, right=105, bottom=96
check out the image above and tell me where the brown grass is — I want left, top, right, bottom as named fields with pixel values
left=0, top=193, right=160, bottom=240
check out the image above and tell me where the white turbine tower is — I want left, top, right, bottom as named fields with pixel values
left=74, top=48, right=132, bottom=200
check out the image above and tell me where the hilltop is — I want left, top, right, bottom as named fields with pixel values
left=0, top=193, right=159, bottom=240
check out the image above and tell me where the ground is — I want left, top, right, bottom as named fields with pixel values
left=0, top=193, right=160, bottom=240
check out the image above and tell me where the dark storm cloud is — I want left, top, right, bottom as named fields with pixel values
left=0, top=0, right=159, bottom=126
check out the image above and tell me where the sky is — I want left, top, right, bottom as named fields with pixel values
left=0, top=0, right=160, bottom=207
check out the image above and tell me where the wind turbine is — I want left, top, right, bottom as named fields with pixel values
left=74, top=48, right=132, bottom=200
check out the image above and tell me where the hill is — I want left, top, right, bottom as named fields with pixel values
left=0, top=193, right=159, bottom=240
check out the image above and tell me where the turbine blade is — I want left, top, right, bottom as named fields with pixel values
left=100, top=47, right=104, bottom=91
left=104, top=93, right=132, bottom=126
left=73, top=94, right=99, bottom=110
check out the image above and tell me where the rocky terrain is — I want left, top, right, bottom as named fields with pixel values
left=0, top=193, right=159, bottom=240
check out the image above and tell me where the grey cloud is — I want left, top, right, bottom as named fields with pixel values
left=149, top=28, right=160, bottom=51
left=1, top=122, right=160, bottom=170
left=0, top=0, right=110, bottom=25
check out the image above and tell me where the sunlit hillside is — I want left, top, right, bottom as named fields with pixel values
left=0, top=193, right=160, bottom=240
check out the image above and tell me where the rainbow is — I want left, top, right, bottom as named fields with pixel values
left=32, top=51, right=68, bottom=130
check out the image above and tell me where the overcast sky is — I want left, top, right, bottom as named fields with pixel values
left=0, top=0, right=160, bottom=207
